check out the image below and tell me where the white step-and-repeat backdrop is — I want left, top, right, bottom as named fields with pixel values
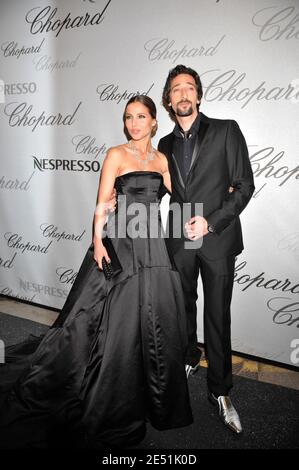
left=0, top=0, right=298, bottom=367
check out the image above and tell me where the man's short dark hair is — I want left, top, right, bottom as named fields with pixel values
left=162, top=64, right=203, bottom=119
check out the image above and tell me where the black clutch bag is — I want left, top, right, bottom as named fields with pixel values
left=101, top=236, right=122, bottom=280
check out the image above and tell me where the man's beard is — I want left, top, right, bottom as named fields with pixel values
left=175, top=101, right=193, bottom=117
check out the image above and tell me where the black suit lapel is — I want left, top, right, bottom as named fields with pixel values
left=164, top=133, right=186, bottom=191
left=186, top=117, right=210, bottom=185
left=171, top=152, right=185, bottom=189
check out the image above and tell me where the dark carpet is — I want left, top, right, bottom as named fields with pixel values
left=0, top=312, right=298, bottom=449
left=0, top=312, right=49, bottom=346
left=135, top=367, right=299, bottom=449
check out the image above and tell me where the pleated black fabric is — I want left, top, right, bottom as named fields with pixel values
left=0, top=171, right=193, bottom=448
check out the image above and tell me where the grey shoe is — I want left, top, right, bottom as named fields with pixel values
left=208, top=392, right=243, bottom=434
left=185, top=363, right=200, bottom=379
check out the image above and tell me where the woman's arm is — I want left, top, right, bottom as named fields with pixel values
left=162, top=170, right=172, bottom=194
left=93, top=147, right=121, bottom=268
left=158, top=151, right=172, bottom=194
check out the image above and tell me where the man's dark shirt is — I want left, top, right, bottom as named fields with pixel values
left=173, top=113, right=201, bottom=184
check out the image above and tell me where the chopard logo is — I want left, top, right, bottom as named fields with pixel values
left=0, top=252, right=16, bottom=269
left=252, top=6, right=299, bottom=41
left=234, top=260, right=299, bottom=329
left=4, top=232, right=52, bottom=254
left=249, top=145, right=299, bottom=198
left=25, top=0, right=112, bottom=37
left=40, top=224, right=86, bottom=243
left=1, top=38, right=44, bottom=58
left=4, top=101, right=82, bottom=132
left=56, top=267, right=78, bottom=285
left=201, top=69, right=299, bottom=108
left=0, top=172, right=34, bottom=192
left=33, top=52, right=81, bottom=73
left=72, top=135, right=107, bottom=160
left=144, top=36, right=225, bottom=62
left=96, top=83, right=154, bottom=104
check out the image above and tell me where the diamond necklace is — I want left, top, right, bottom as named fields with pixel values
left=128, top=140, right=155, bottom=168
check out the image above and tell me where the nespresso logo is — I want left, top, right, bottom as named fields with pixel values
left=32, top=156, right=100, bottom=172
left=0, top=82, right=37, bottom=95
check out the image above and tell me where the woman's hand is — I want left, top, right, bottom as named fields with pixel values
left=93, top=238, right=110, bottom=270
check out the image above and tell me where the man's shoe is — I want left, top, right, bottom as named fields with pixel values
left=208, top=391, right=243, bottom=434
left=185, top=363, right=200, bottom=379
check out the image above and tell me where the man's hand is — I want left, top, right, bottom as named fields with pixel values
left=185, top=216, right=208, bottom=240
left=185, top=186, right=234, bottom=240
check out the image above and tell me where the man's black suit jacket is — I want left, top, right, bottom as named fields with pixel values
left=158, top=113, right=255, bottom=260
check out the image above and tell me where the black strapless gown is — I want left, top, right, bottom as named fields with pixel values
left=0, top=171, right=193, bottom=449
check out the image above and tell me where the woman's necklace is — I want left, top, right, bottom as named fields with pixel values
left=128, top=140, right=155, bottom=168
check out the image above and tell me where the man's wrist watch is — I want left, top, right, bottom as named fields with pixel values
left=208, top=224, right=216, bottom=234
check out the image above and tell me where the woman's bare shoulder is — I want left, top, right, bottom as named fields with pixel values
left=155, top=149, right=169, bottom=173
left=103, top=144, right=128, bottom=163
left=106, top=143, right=128, bottom=157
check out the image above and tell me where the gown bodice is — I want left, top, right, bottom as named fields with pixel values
left=104, top=171, right=173, bottom=280
left=114, top=171, right=164, bottom=205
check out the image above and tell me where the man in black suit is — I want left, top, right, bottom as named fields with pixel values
left=158, top=65, right=255, bottom=434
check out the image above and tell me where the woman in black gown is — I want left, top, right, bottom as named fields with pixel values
left=0, top=95, right=193, bottom=449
